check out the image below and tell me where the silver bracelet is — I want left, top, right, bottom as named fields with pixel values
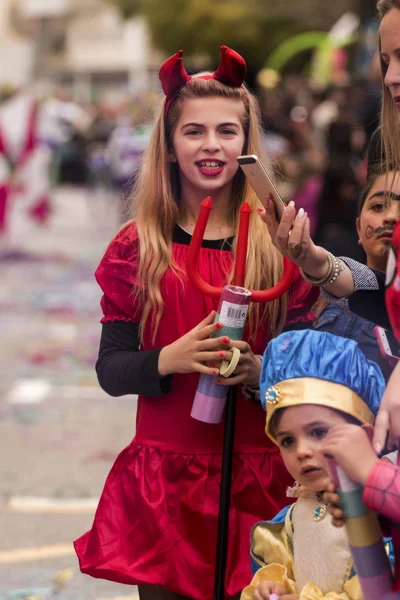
left=300, top=251, right=340, bottom=287
left=321, top=255, right=342, bottom=287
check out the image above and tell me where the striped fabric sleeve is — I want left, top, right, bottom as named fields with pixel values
left=363, top=460, right=400, bottom=523
left=322, top=257, right=380, bottom=313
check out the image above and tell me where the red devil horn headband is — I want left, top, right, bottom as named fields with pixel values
left=159, top=45, right=247, bottom=113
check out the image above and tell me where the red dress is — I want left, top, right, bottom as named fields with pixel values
left=74, top=222, right=318, bottom=599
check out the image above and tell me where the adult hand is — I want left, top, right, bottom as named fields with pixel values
left=158, top=311, right=231, bottom=376
left=321, top=424, right=378, bottom=486
left=253, top=580, right=290, bottom=600
left=215, top=340, right=262, bottom=386
left=258, top=196, right=328, bottom=276
left=373, top=361, right=400, bottom=454
left=323, top=482, right=345, bottom=528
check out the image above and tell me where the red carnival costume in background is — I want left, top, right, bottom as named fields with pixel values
left=0, top=92, right=51, bottom=239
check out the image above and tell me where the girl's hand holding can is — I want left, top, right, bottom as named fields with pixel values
left=216, top=340, right=262, bottom=386
left=158, top=311, right=231, bottom=376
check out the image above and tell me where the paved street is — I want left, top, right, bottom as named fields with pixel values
left=0, top=187, right=139, bottom=600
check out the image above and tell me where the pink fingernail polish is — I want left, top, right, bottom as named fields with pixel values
left=213, top=370, right=218, bottom=375
left=216, top=378, right=221, bottom=383
left=219, top=352, right=225, bottom=358
left=223, top=337, right=229, bottom=344
left=215, top=322, right=222, bottom=329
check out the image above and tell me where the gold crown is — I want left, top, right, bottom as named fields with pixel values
left=265, top=378, right=374, bottom=445
left=265, top=385, right=281, bottom=405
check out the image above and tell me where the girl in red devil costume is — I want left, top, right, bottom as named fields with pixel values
left=73, top=47, right=318, bottom=600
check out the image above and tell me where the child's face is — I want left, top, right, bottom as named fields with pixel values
left=356, top=172, right=400, bottom=271
left=274, top=405, right=350, bottom=493
left=171, top=96, right=246, bottom=200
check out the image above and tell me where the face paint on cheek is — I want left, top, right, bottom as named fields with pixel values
left=365, top=225, right=375, bottom=239
left=365, top=224, right=395, bottom=240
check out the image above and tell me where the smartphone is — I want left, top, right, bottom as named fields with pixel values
left=237, top=154, right=286, bottom=220
left=374, top=326, right=400, bottom=367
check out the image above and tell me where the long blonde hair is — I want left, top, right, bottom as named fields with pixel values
left=377, top=0, right=400, bottom=176
left=131, top=75, right=288, bottom=343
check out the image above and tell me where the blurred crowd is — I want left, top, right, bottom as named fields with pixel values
left=0, top=46, right=383, bottom=253
left=260, top=57, right=382, bottom=264
left=40, top=88, right=158, bottom=210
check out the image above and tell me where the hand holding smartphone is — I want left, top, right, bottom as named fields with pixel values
left=374, top=326, right=400, bottom=367
left=237, top=154, right=286, bottom=220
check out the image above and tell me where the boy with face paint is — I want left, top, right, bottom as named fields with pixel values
left=310, top=170, right=400, bottom=383
left=356, top=171, right=400, bottom=272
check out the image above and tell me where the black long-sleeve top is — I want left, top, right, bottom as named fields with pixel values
left=95, top=226, right=232, bottom=397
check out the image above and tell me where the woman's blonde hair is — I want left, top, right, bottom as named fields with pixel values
left=377, top=0, right=400, bottom=177
left=131, top=75, right=288, bottom=343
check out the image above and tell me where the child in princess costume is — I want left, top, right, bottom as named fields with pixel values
left=321, top=220, right=400, bottom=598
left=240, top=328, right=387, bottom=600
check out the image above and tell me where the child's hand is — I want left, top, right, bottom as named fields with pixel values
left=215, top=340, right=262, bottom=386
left=253, top=580, right=290, bottom=600
left=158, top=311, right=231, bottom=376
left=321, top=424, right=379, bottom=486
left=323, top=482, right=345, bottom=528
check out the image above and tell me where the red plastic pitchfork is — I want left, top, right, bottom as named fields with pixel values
left=186, top=196, right=295, bottom=600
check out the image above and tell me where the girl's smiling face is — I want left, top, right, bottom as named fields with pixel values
left=356, top=172, right=400, bottom=271
left=171, top=96, right=246, bottom=201
left=274, top=405, right=350, bottom=492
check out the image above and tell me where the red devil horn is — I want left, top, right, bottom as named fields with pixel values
left=159, top=50, right=191, bottom=99
left=213, top=45, right=247, bottom=87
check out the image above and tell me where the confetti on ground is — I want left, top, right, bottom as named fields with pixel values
left=0, top=588, right=51, bottom=599
left=4, top=496, right=99, bottom=513
left=52, top=567, right=75, bottom=590
left=97, top=595, right=139, bottom=600
left=0, top=544, right=75, bottom=564
left=0, top=191, right=133, bottom=598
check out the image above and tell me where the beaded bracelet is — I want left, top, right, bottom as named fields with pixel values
left=300, top=251, right=341, bottom=287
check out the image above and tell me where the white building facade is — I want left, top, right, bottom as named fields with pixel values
left=0, top=0, right=161, bottom=100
